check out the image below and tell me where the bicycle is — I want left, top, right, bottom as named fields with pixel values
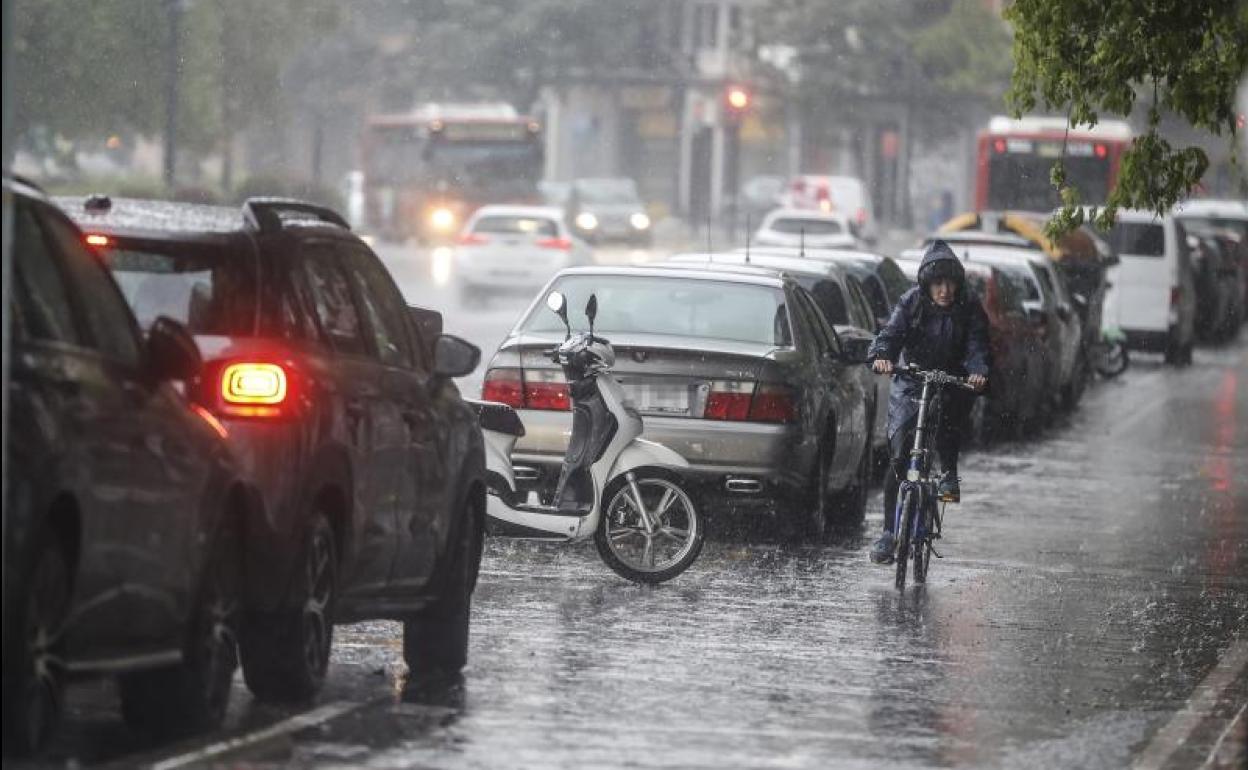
left=884, top=364, right=978, bottom=590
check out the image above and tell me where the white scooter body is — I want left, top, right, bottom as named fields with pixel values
left=483, top=367, right=689, bottom=541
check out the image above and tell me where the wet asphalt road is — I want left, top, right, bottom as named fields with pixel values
left=25, top=243, right=1248, bottom=769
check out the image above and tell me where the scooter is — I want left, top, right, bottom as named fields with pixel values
left=471, top=291, right=705, bottom=584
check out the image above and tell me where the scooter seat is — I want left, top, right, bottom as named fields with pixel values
left=514, top=502, right=590, bottom=518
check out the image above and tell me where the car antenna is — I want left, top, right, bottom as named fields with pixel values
left=744, top=213, right=752, bottom=263
left=706, top=210, right=713, bottom=255
left=799, top=226, right=806, bottom=258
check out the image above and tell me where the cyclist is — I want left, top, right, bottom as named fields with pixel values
left=866, top=239, right=990, bottom=565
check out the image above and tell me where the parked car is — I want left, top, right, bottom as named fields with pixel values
left=4, top=177, right=258, bottom=753
left=58, top=193, right=488, bottom=700
left=1096, top=209, right=1197, bottom=365
left=1189, top=232, right=1243, bottom=341
left=1175, top=198, right=1248, bottom=320
left=780, top=175, right=878, bottom=244
left=565, top=177, right=652, bottom=246
left=453, top=204, right=592, bottom=306
left=752, top=208, right=860, bottom=250
left=739, top=247, right=911, bottom=329
left=665, top=252, right=888, bottom=467
left=480, top=265, right=873, bottom=539
left=896, top=255, right=1048, bottom=438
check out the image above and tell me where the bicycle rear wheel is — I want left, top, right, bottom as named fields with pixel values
left=894, top=489, right=915, bottom=590
left=913, top=496, right=934, bottom=584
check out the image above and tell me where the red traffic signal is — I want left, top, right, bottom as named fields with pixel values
left=725, top=85, right=751, bottom=112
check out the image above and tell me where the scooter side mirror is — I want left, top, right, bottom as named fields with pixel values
left=546, top=291, right=571, bottom=338
left=585, top=294, right=598, bottom=335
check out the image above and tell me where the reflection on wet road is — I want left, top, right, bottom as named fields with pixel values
left=25, top=248, right=1248, bottom=769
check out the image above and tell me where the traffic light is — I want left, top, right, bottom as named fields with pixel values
left=724, top=85, right=751, bottom=123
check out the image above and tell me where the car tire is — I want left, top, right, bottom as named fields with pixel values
left=119, top=511, right=241, bottom=737
left=403, top=490, right=483, bottom=677
left=794, top=432, right=833, bottom=541
left=240, top=508, right=337, bottom=703
left=832, top=432, right=872, bottom=530
left=2, top=527, right=71, bottom=757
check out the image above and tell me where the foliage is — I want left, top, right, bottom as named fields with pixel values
left=1005, top=0, right=1248, bottom=237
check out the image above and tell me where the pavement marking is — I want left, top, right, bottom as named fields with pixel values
left=1133, top=638, right=1248, bottom=770
left=148, top=700, right=363, bottom=770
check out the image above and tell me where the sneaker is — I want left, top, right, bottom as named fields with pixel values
left=870, top=532, right=896, bottom=564
left=938, top=472, right=960, bottom=503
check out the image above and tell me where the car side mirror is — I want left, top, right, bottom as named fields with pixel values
left=433, top=334, right=480, bottom=378
left=408, top=305, right=443, bottom=363
left=841, top=337, right=872, bottom=363
left=146, top=316, right=202, bottom=381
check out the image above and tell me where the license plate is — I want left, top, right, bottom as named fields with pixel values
left=624, top=382, right=691, bottom=414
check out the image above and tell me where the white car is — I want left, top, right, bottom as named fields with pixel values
left=779, top=175, right=878, bottom=244
left=752, top=208, right=860, bottom=250
left=454, top=205, right=592, bottom=305
left=1098, top=209, right=1197, bottom=365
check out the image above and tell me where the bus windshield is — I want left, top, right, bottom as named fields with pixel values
left=987, top=154, right=1111, bottom=211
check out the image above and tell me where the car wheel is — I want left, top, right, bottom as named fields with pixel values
left=832, top=433, right=872, bottom=530
left=119, top=511, right=241, bottom=737
left=240, top=508, right=337, bottom=703
left=404, top=491, right=483, bottom=677
left=2, top=528, right=70, bottom=757
left=794, top=433, right=833, bottom=541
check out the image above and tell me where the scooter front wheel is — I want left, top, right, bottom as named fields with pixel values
left=595, top=472, right=704, bottom=584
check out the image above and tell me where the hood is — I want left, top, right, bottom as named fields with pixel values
left=917, top=240, right=965, bottom=283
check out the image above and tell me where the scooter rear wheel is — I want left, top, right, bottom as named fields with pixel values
left=595, top=472, right=704, bottom=584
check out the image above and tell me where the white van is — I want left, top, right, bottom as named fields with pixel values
left=1100, top=209, right=1196, bottom=365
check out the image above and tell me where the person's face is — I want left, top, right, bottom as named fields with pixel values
left=929, top=278, right=957, bottom=307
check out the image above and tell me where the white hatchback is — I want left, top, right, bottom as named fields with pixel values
left=453, top=205, right=592, bottom=305
left=1099, top=209, right=1197, bottom=364
left=752, top=208, right=860, bottom=250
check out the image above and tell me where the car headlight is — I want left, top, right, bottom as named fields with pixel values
left=429, top=207, right=456, bottom=231
left=575, top=212, right=599, bottom=231
left=630, top=212, right=651, bottom=230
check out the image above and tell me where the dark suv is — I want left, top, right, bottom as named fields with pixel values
left=4, top=178, right=255, bottom=753
left=58, top=194, right=487, bottom=700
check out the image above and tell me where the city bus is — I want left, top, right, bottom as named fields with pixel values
left=361, top=102, right=544, bottom=242
left=974, top=115, right=1133, bottom=213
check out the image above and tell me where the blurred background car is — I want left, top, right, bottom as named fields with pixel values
left=565, top=177, right=652, bottom=246
left=453, top=204, right=592, bottom=306
left=1176, top=198, right=1248, bottom=323
left=5, top=177, right=256, bottom=753
left=58, top=193, right=489, bottom=702
left=480, top=264, right=873, bottom=540
left=780, top=175, right=877, bottom=245
left=752, top=208, right=859, bottom=250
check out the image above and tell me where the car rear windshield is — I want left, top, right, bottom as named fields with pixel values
left=770, top=217, right=843, bottom=236
left=106, top=240, right=258, bottom=335
left=472, top=215, right=559, bottom=237
left=1107, top=222, right=1165, bottom=257
left=523, top=274, right=792, bottom=346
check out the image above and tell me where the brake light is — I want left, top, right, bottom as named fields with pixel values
left=482, top=367, right=524, bottom=408
left=457, top=233, right=490, bottom=246
left=749, top=384, right=797, bottom=423
left=536, top=237, right=573, bottom=251
left=524, top=369, right=570, bottom=411
left=218, top=362, right=290, bottom=418
left=993, top=139, right=1007, bottom=154
left=704, top=381, right=753, bottom=420
left=1094, top=143, right=1108, bottom=159
left=85, top=234, right=110, bottom=247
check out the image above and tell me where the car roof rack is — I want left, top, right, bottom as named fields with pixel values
left=242, top=197, right=349, bottom=233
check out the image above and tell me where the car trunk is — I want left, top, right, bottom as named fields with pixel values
left=510, top=332, right=779, bottom=419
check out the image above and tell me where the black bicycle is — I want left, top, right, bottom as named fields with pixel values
left=884, top=365, right=977, bottom=590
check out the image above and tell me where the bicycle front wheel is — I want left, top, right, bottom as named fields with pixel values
left=894, top=488, right=916, bottom=591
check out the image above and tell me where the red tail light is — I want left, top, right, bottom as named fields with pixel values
left=85, top=234, right=110, bottom=247
left=457, top=233, right=490, bottom=246
left=524, top=369, right=570, bottom=411
left=704, top=381, right=796, bottom=423
left=704, top=381, right=753, bottom=421
left=482, top=367, right=524, bottom=408
left=216, top=361, right=293, bottom=418
left=749, top=384, right=797, bottom=423
left=1094, top=143, right=1108, bottom=159
left=993, top=139, right=1007, bottom=154
left=855, top=207, right=868, bottom=226
left=536, top=237, right=573, bottom=251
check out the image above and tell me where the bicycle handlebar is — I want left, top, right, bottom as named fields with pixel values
left=874, top=363, right=978, bottom=391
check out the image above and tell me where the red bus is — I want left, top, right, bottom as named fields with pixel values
left=361, top=102, right=544, bottom=242
left=974, top=116, right=1133, bottom=213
